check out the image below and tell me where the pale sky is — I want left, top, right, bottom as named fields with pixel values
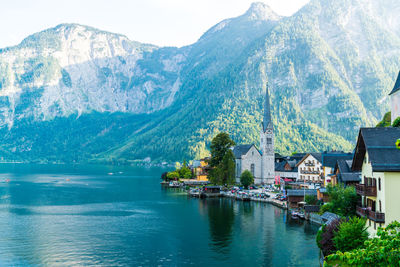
left=0, top=0, right=309, bottom=48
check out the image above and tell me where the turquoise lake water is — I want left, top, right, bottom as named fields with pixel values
left=0, top=164, right=319, bottom=266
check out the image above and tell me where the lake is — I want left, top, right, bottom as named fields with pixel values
left=0, top=164, right=320, bottom=266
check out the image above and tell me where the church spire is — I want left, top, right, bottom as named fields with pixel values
left=263, top=83, right=272, bottom=132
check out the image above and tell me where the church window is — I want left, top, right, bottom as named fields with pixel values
left=251, top=164, right=255, bottom=177
left=266, top=138, right=272, bottom=144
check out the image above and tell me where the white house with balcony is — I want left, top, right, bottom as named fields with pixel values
left=296, top=153, right=324, bottom=184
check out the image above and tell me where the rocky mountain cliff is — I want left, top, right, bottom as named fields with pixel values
left=0, top=0, right=399, bottom=163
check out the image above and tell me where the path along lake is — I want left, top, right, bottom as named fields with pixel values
left=0, top=164, right=319, bottom=266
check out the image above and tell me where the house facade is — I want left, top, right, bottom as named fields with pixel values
left=296, top=153, right=324, bottom=184
left=352, top=127, right=400, bottom=236
left=234, top=144, right=262, bottom=182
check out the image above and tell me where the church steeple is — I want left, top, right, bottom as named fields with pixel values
left=263, top=83, right=272, bottom=132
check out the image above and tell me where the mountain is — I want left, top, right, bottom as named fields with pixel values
left=0, top=0, right=399, bottom=163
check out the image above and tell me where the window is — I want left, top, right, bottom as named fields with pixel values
left=251, top=164, right=255, bottom=177
left=374, top=221, right=376, bottom=230
left=378, top=178, right=381, bottom=191
left=236, top=163, right=240, bottom=176
left=379, top=200, right=382, bottom=212
left=252, top=151, right=254, bottom=156
left=266, top=138, right=272, bottom=144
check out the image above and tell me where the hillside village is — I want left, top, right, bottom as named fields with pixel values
left=165, top=71, right=400, bottom=240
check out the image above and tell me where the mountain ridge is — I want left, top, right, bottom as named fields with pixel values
left=0, top=0, right=398, bottom=163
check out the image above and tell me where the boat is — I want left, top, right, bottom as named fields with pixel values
left=169, top=181, right=181, bottom=188
left=291, top=211, right=299, bottom=219
left=235, top=192, right=250, bottom=201
left=189, top=188, right=201, bottom=197
left=298, top=212, right=305, bottom=219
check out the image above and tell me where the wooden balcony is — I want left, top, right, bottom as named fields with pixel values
left=368, top=210, right=385, bottom=223
left=356, top=184, right=377, bottom=197
left=356, top=206, right=367, bottom=217
left=356, top=206, right=385, bottom=223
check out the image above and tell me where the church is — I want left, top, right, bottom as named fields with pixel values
left=233, top=86, right=275, bottom=185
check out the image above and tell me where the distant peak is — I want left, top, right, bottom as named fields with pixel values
left=244, top=2, right=281, bottom=21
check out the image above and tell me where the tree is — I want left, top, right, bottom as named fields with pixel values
left=161, top=172, right=168, bottom=181
left=321, top=184, right=358, bottom=217
left=166, top=171, right=180, bottom=181
left=305, top=194, right=318, bottom=205
left=240, top=170, right=254, bottom=189
left=220, top=150, right=236, bottom=185
left=393, top=116, right=400, bottom=127
left=376, top=111, right=391, bottom=127
left=333, top=217, right=368, bottom=253
left=179, top=165, right=193, bottom=179
left=327, top=221, right=400, bottom=266
left=209, top=132, right=236, bottom=167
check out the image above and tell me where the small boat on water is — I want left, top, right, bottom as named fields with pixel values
left=169, top=181, right=181, bottom=188
left=235, top=192, right=250, bottom=201
left=189, top=188, right=201, bottom=197
left=290, top=210, right=299, bottom=219
left=298, top=212, right=305, bottom=219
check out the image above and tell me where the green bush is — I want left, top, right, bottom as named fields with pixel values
left=305, top=194, right=318, bottom=205
left=240, top=170, right=254, bottom=189
left=333, top=217, right=369, bottom=253
left=326, top=221, right=400, bottom=266
left=393, top=117, right=400, bottom=127
left=320, top=184, right=358, bottom=217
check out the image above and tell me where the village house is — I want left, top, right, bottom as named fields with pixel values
left=331, top=159, right=361, bottom=187
left=286, top=189, right=317, bottom=208
left=275, top=159, right=298, bottom=183
left=320, top=152, right=353, bottom=185
left=352, top=127, right=400, bottom=236
left=191, top=157, right=210, bottom=182
left=296, top=153, right=324, bottom=184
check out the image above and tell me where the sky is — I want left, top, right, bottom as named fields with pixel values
left=0, top=0, right=309, bottom=48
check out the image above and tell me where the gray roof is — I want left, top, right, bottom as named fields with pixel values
left=334, top=159, right=361, bottom=183
left=352, top=127, right=400, bottom=172
left=286, top=189, right=317, bottom=196
left=341, top=173, right=361, bottom=182
left=321, top=212, right=340, bottom=225
left=262, top=84, right=272, bottom=132
left=321, top=152, right=353, bottom=168
left=389, top=71, right=400, bottom=95
left=233, top=144, right=258, bottom=159
left=275, top=161, right=287, bottom=171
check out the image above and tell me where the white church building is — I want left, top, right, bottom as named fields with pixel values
left=233, top=86, right=275, bottom=185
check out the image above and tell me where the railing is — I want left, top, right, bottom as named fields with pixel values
left=356, top=206, right=385, bottom=223
left=301, top=170, right=320, bottom=175
left=356, top=206, right=367, bottom=217
left=356, top=184, right=377, bottom=196
left=368, top=210, right=385, bottom=223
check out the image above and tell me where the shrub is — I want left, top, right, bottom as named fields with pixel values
left=317, top=218, right=341, bottom=256
left=305, top=194, right=318, bottom=205
left=333, top=217, right=369, bottom=253
left=393, top=117, right=400, bottom=127
left=240, top=170, right=254, bottom=189
left=327, top=221, right=400, bottom=266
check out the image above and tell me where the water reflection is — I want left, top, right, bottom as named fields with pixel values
left=205, top=198, right=235, bottom=254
